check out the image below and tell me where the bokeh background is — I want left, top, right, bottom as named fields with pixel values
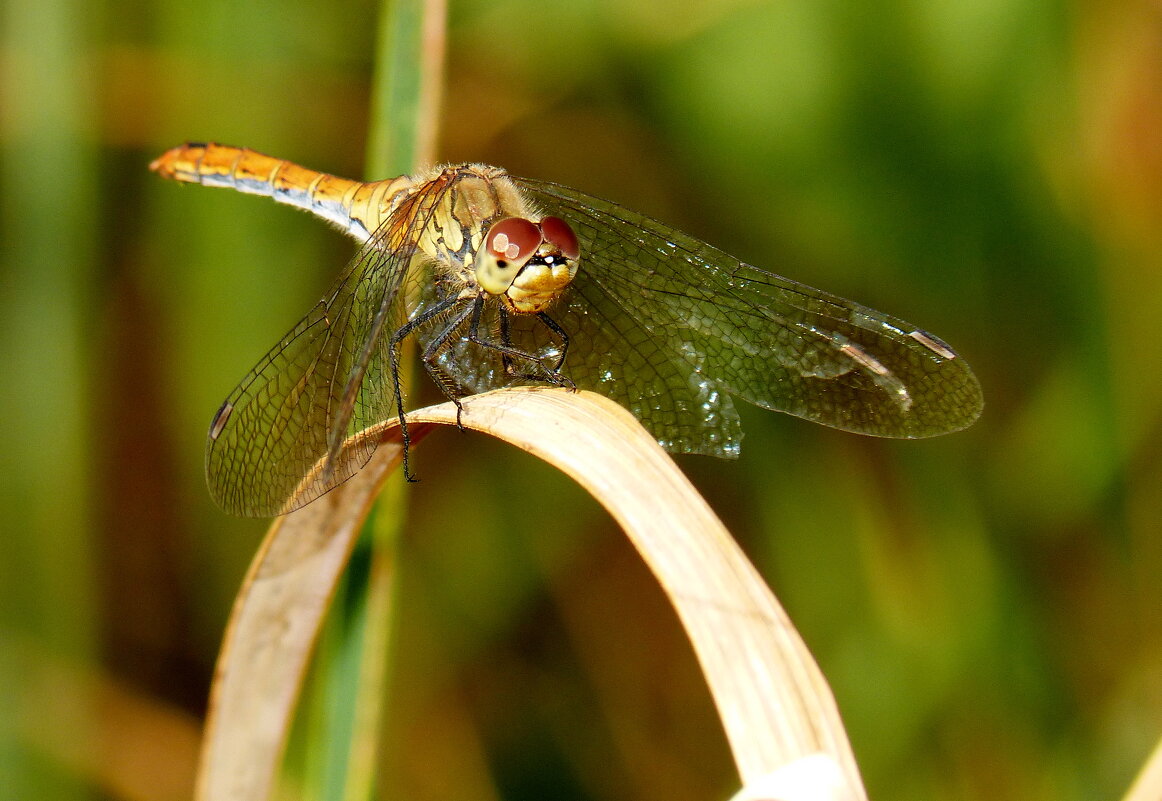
left=4, top=0, right=1162, bottom=799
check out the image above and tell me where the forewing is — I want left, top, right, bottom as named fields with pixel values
left=518, top=177, right=983, bottom=454
left=206, top=178, right=452, bottom=517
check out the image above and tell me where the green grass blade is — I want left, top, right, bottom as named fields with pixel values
left=0, top=0, right=99, bottom=795
left=366, top=0, right=446, bottom=177
left=291, top=1, right=445, bottom=800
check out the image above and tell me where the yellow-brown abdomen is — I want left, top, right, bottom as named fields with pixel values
left=149, top=143, right=409, bottom=242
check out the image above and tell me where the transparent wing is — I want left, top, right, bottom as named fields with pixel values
left=205, top=177, right=453, bottom=517
left=516, top=177, right=983, bottom=455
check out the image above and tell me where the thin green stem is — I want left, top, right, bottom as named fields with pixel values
left=298, top=1, right=446, bottom=799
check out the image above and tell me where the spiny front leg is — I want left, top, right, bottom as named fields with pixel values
left=534, top=311, right=573, bottom=385
left=495, top=307, right=574, bottom=389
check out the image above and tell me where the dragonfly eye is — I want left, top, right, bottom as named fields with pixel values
left=538, top=216, right=579, bottom=261
left=486, top=217, right=541, bottom=265
left=476, top=217, right=542, bottom=294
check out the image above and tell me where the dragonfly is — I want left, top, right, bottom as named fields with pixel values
left=151, top=142, right=983, bottom=517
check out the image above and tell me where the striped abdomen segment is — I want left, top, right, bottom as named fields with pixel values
left=149, top=142, right=409, bottom=242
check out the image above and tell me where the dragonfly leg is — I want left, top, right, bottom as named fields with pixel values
left=418, top=299, right=480, bottom=429
left=535, top=312, right=573, bottom=387
left=390, top=297, right=469, bottom=481
left=498, top=307, right=516, bottom=377
left=485, top=307, right=572, bottom=388
left=390, top=294, right=575, bottom=481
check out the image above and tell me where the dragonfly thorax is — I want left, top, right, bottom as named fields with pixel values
left=473, top=215, right=580, bottom=314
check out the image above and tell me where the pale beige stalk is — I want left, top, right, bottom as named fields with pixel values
left=195, top=388, right=867, bottom=801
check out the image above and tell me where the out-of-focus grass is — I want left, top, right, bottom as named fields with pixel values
left=2, top=0, right=1161, bottom=799
left=2, top=0, right=100, bottom=797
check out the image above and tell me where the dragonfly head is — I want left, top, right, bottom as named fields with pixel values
left=475, top=215, right=581, bottom=314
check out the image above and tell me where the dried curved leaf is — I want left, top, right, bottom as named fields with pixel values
left=1124, top=735, right=1162, bottom=801
left=193, top=432, right=416, bottom=801
left=195, top=387, right=867, bottom=801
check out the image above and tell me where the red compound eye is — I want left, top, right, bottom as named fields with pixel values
left=485, top=217, right=541, bottom=265
left=539, top=216, right=579, bottom=260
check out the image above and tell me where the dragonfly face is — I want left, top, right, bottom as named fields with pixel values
left=151, top=143, right=983, bottom=517
left=475, top=216, right=581, bottom=313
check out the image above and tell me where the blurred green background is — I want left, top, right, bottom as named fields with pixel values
left=3, top=0, right=1162, bottom=799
